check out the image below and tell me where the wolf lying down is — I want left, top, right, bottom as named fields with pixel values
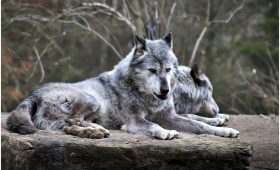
left=7, top=33, right=239, bottom=140
left=173, top=64, right=230, bottom=126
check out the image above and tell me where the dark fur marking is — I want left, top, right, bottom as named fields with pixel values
left=162, top=32, right=172, bottom=47
left=98, top=76, right=107, bottom=86
left=134, top=34, right=146, bottom=50
left=108, top=83, right=122, bottom=110
left=190, top=64, right=207, bottom=86
left=130, top=59, right=144, bottom=68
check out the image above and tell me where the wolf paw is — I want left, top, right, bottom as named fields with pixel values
left=65, top=118, right=110, bottom=137
left=208, top=118, right=226, bottom=126
left=154, top=129, right=179, bottom=140
left=95, top=126, right=110, bottom=138
left=214, top=127, right=239, bottom=138
left=63, top=125, right=108, bottom=139
left=216, top=114, right=230, bottom=121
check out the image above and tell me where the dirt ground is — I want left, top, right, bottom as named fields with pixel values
left=227, top=114, right=279, bottom=170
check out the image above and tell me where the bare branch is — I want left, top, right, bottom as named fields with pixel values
left=53, top=56, right=71, bottom=66
left=155, top=1, right=158, bottom=20
left=12, top=9, right=123, bottom=59
left=75, top=13, right=92, bottom=30
left=26, top=42, right=52, bottom=82
left=122, top=0, right=132, bottom=20
left=189, top=0, right=211, bottom=66
left=206, top=0, right=211, bottom=23
left=210, top=0, right=245, bottom=24
left=33, top=47, right=45, bottom=83
left=189, top=0, right=245, bottom=66
left=143, top=0, right=153, bottom=39
left=90, top=15, right=123, bottom=54
left=166, top=3, right=177, bottom=33
left=265, top=42, right=278, bottom=74
left=189, top=27, right=208, bottom=66
left=74, top=13, right=123, bottom=58
left=81, top=2, right=136, bottom=33
left=60, top=19, right=123, bottom=59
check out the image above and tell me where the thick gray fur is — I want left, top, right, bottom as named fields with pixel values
left=7, top=33, right=239, bottom=139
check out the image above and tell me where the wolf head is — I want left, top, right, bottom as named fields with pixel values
left=175, top=64, right=219, bottom=117
left=128, top=33, right=178, bottom=100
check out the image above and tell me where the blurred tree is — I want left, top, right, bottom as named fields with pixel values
left=1, top=0, right=278, bottom=114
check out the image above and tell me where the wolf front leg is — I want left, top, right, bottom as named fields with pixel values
left=125, top=116, right=179, bottom=140
left=180, top=114, right=226, bottom=126
left=154, top=111, right=239, bottom=138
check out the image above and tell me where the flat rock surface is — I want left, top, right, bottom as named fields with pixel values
left=227, top=114, right=279, bottom=170
left=1, top=113, right=252, bottom=170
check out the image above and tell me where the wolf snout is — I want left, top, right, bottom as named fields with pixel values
left=159, top=78, right=169, bottom=96
left=153, top=90, right=169, bottom=100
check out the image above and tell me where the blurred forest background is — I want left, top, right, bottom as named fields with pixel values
left=1, top=0, right=278, bottom=115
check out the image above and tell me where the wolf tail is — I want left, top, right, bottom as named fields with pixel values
left=6, top=96, right=38, bottom=134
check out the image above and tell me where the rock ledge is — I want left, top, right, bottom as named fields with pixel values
left=1, top=113, right=252, bottom=170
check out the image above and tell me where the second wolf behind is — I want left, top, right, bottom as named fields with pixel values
left=7, top=33, right=239, bottom=139
left=174, top=64, right=230, bottom=126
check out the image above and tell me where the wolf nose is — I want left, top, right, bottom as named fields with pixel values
left=160, top=89, right=169, bottom=95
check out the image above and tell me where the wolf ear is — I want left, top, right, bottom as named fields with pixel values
left=134, top=34, right=146, bottom=56
left=162, top=32, right=173, bottom=49
left=190, top=64, right=206, bottom=86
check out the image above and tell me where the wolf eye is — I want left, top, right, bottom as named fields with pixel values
left=166, top=68, right=171, bottom=72
left=148, top=69, right=157, bottom=73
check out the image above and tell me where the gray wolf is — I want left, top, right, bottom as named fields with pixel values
left=7, top=33, right=239, bottom=140
left=174, top=64, right=230, bottom=126
left=121, top=64, right=234, bottom=132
